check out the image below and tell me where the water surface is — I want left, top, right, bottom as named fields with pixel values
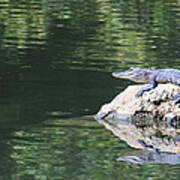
left=0, top=0, right=180, bottom=179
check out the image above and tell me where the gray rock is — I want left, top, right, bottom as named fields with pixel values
left=95, top=84, right=180, bottom=122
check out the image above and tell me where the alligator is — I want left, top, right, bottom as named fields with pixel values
left=112, top=67, right=180, bottom=102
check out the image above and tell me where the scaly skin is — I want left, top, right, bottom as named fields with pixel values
left=112, top=67, right=180, bottom=103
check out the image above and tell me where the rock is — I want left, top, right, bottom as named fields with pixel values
left=95, top=84, right=180, bottom=122
left=95, top=84, right=180, bottom=156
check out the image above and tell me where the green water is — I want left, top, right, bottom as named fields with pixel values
left=0, top=0, right=180, bottom=179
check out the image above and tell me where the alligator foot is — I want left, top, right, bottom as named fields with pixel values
left=135, top=83, right=157, bottom=97
left=135, top=88, right=147, bottom=97
left=135, top=90, right=143, bottom=97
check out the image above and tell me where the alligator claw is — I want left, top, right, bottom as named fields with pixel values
left=135, top=91, right=143, bottom=97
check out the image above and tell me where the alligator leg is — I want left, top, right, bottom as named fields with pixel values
left=135, top=76, right=157, bottom=97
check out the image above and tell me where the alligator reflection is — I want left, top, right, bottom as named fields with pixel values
left=97, top=117, right=180, bottom=164
left=116, top=148, right=180, bottom=165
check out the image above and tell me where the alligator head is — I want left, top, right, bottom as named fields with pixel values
left=112, top=67, right=154, bottom=83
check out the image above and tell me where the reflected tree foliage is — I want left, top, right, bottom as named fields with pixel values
left=0, top=0, right=179, bottom=71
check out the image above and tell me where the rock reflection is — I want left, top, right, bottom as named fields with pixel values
left=96, top=116, right=180, bottom=164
